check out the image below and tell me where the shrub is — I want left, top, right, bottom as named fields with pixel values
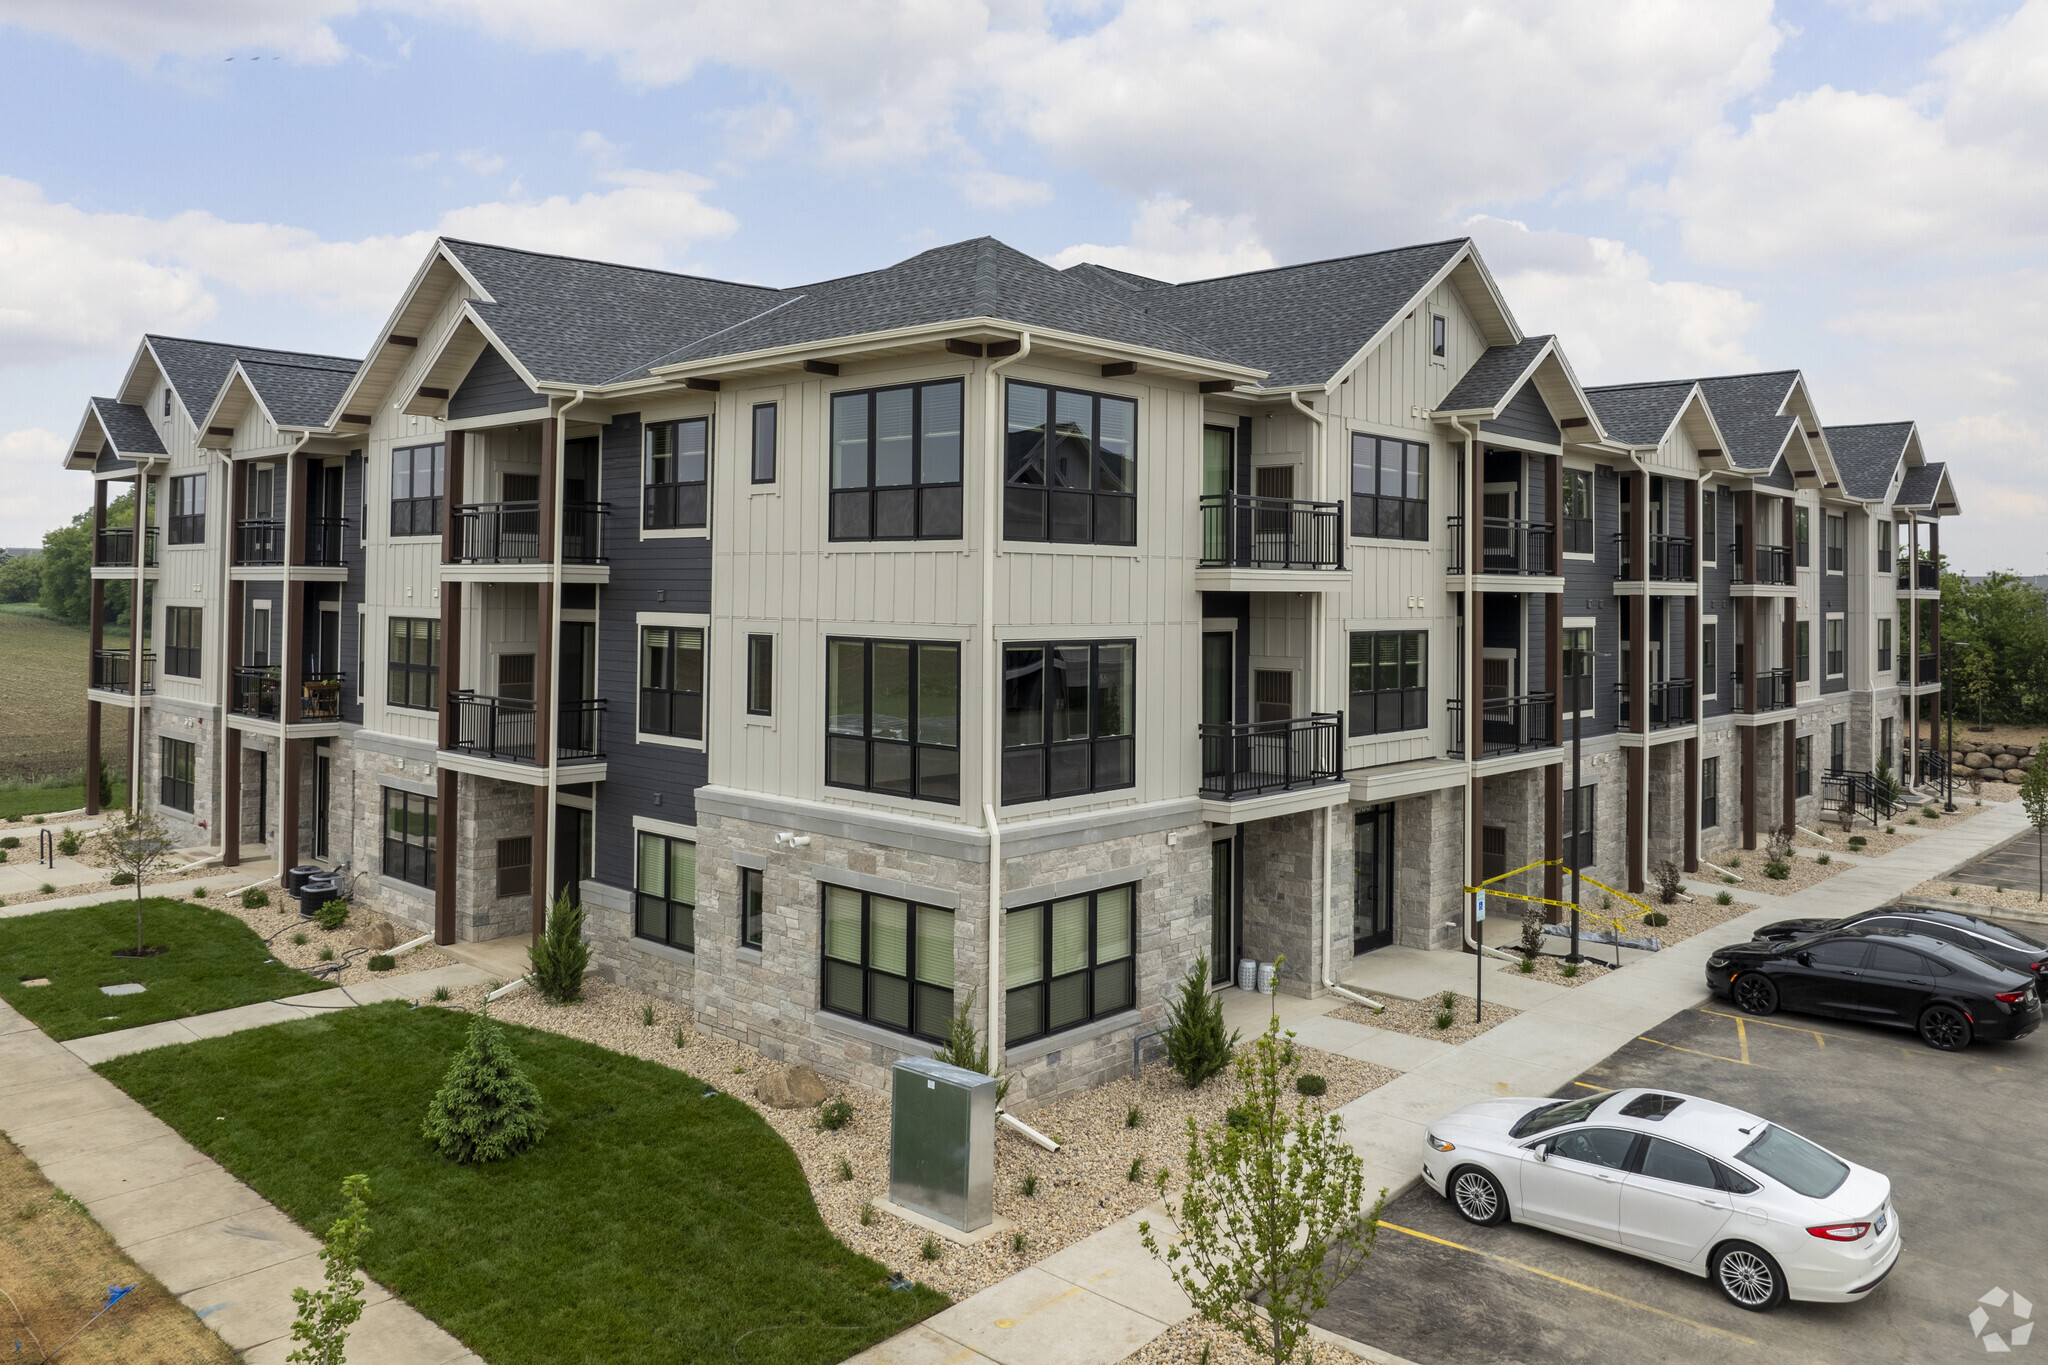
left=367, top=954, right=395, bottom=972
left=1561, top=962, right=1581, bottom=979
left=0, top=850, right=7, bottom=864
left=432, top=985, right=450, bottom=1002
left=1816, top=852, right=1832, bottom=865
left=1848, top=836, right=1867, bottom=850
left=421, top=1010, right=547, bottom=1164
left=1438, top=990, right=1456, bottom=1011
left=318, top=947, right=335, bottom=962
left=815, top=1097, right=854, bottom=1132
left=109, top=871, right=133, bottom=885
left=0, top=836, right=16, bottom=849
left=292, top=931, right=310, bottom=946
left=931, top=987, right=1010, bottom=1104
left=241, top=887, right=270, bottom=909
left=38, top=882, right=55, bottom=895
left=836, top=1157, right=854, bottom=1182
left=286, top=1174, right=371, bottom=1365
left=56, top=827, right=80, bottom=857
left=1517, top=955, right=1536, bottom=974
left=1295, top=1073, right=1327, bottom=1097
left=525, top=891, right=589, bottom=1004
left=1885, top=825, right=1896, bottom=835
left=639, top=1001, right=656, bottom=1027
left=1651, top=859, right=1684, bottom=905
left=191, top=885, right=208, bottom=899
left=1716, top=891, right=1734, bottom=906
left=1764, top=860, right=1791, bottom=880
left=1518, top=905, right=1545, bottom=958
left=1128, top=1155, right=1145, bottom=1182
left=1642, top=911, right=1669, bottom=927
left=1224, top=1106, right=1251, bottom=1130
left=1162, top=952, right=1240, bottom=1089
left=1951, top=885, right=1963, bottom=896
left=674, top=1025, right=689, bottom=1048
left=1011, top=1231, right=1028, bottom=1254
left=1925, top=807, right=1941, bottom=820
left=315, top=899, right=349, bottom=931
left=1728, top=855, right=1742, bottom=868
left=1432, top=1010, right=1454, bottom=1030
left=1125, top=1105, right=1144, bottom=1129
left=1020, top=1172, right=1040, bottom=1196
left=859, top=1203, right=877, bottom=1227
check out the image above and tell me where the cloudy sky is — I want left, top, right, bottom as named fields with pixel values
left=0, top=0, right=2041, bottom=571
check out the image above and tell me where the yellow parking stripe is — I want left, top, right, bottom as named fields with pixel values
left=1699, top=1008, right=1832, bottom=1046
left=1637, top=1035, right=1773, bottom=1069
left=1377, top=1221, right=1758, bottom=1345
left=1736, top=1017, right=1750, bottom=1066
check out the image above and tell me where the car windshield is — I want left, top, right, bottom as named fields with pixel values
left=1736, top=1125, right=1849, bottom=1198
left=1511, top=1092, right=1610, bottom=1138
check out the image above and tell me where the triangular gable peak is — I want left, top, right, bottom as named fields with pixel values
left=1317, top=239, right=1520, bottom=394
left=67, top=397, right=167, bottom=473
left=397, top=311, right=543, bottom=421
left=1432, top=336, right=1605, bottom=448
left=111, top=338, right=172, bottom=420
left=198, top=365, right=272, bottom=450
left=1895, top=460, right=1961, bottom=517
left=323, top=241, right=492, bottom=432
left=1777, top=372, right=1841, bottom=492
left=1820, top=421, right=1918, bottom=504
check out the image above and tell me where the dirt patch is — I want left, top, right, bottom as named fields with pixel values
left=0, top=1133, right=234, bottom=1364
left=1330, top=992, right=1517, bottom=1045
left=1499, top=954, right=1611, bottom=988
left=1736, top=849, right=1852, bottom=896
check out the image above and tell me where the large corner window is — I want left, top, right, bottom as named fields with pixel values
left=1005, top=884, right=1136, bottom=1045
left=164, top=606, right=202, bottom=679
left=387, top=617, right=440, bottom=711
left=832, top=381, right=964, bottom=541
left=644, top=417, right=709, bottom=530
left=168, top=473, right=207, bottom=545
left=1347, top=631, right=1427, bottom=736
left=160, top=737, right=195, bottom=813
left=639, top=626, right=704, bottom=739
left=383, top=788, right=436, bottom=888
left=1350, top=433, right=1428, bottom=542
left=822, top=886, right=955, bottom=1041
left=1003, top=380, right=1135, bottom=545
left=1562, top=468, right=1592, bottom=555
left=635, top=831, right=695, bottom=950
left=390, top=443, right=444, bottom=538
left=1001, top=640, right=1135, bottom=804
left=826, top=638, right=961, bottom=802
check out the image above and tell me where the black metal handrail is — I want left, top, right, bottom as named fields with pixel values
left=300, top=671, right=344, bottom=721
left=236, top=519, right=284, bottom=566
left=1732, top=542, right=1792, bottom=586
left=91, top=649, right=155, bottom=692
left=1613, top=532, right=1696, bottom=583
left=1915, top=652, right=1939, bottom=685
left=1197, top=493, right=1343, bottom=570
left=305, top=517, right=349, bottom=567
left=450, top=692, right=607, bottom=764
left=1197, top=714, right=1342, bottom=799
left=452, top=501, right=610, bottom=564
left=1897, top=560, right=1939, bottom=591
left=94, top=526, right=157, bottom=568
left=232, top=665, right=280, bottom=719
left=643, top=481, right=707, bottom=531
left=1445, top=693, right=1555, bottom=758
left=1733, top=666, right=1794, bottom=712
left=1446, top=516, right=1553, bottom=575
left=167, top=513, right=206, bottom=546
left=1616, top=677, right=1695, bottom=730
left=1820, top=768, right=1895, bottom=828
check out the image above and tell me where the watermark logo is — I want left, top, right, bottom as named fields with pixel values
left=1971, top=1287, right=2034, bottom=1353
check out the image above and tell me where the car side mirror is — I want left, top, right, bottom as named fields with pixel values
left=1796, top=951, right=1813, bottom=966
left=1531, top=1144, right=1549, bottom=1163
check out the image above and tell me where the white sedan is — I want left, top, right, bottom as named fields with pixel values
left=1419, top=1088, right=1900, bottom=1311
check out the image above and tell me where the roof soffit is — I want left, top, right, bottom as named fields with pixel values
left=322, top=244, right=481, bottom=426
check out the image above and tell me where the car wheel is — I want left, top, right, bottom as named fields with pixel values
left=1919, top=1003, right=1973, bottom=1051
left=1733, top=973, right=1778, bottom=1016
left=1711, top=1241, right=1788, bottom=1312
left=1448, top=1166, right=1508, bottom=1227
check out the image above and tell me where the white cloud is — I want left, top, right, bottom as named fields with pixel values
left=956, top=171, right=1051, bottom=211
left=722, top=104, right=797, bottom=161
left=455, top=148, right=506, bottom=176
left=0, top=0, right=356, bottom=66
left=1046, top=198, right=1274, bottom=283
left=1823, top=0, right=1953, bottom=20
left=435, top=168, right=738, bottom=267
left=0, top=427, right=87, bottom=547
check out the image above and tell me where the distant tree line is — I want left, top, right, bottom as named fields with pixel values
left=1943, top=567, right=2048, bottom=726
left=0, top=491, right=132, bottom=627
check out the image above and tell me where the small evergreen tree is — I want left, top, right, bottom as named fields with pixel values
left=2021, top=741, right=2048, bottom=905
left=286, top=1174, right=370, bottom=1365
left=422, top=1010, right=547, bottom=1163
left=1162, top=953, right=1240, bottom=1089
left=1874, top=746, right=1901, bottom=808
left=527, top=889, right=591, bottom=1003
left=932, top=987, right=1010, bottom=1105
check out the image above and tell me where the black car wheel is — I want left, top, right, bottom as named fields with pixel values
left=1919, top=1003, right=1973, bottom=1051
left=1448, top=1166, right=1508, bottom=1227
left=1711, top=1241, right=1788, bottom=1312
left=1733, top=973, right=1778, bottom=1016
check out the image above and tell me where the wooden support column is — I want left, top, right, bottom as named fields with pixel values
left=1626, top=745, right=1646, bottom=892
left=230, top=461, right=248, bottom=565
left=283, top=450, right=309, bottom=723
left=89, top=575, right=105, bottom=663
left=280, top=736, right=302, bottom=871
left=1684, top=594, right=1700, bottom=721
left=223, top=726, right=241, bottom=866
left=1543, top=762, right=1563, bottom=922
left=1741, top=725, right=1758, bottom=850
left=1682, top=736, right=1700, bottom=872
left=1546, top=592, right=1562, bottom=749
left=1782, top=718, right=1798, bottom=836
left=1738, top=489, right=1757, bottom=587
left=1629, top=596, right=1648, bottom=734
left=442, top=431, right=466, bottom=564
left=435, top=580, right=463, bottom=946
left=86, top=702, right=103, bottom=816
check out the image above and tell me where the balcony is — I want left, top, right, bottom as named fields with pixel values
left=232, top=665, right=280, bottom=719
left=1197, top=494, right=1343, bottom=571
left=1616, top=677, right=1695, bottom=731
left=1732, top=542, right=1792, bottom=587
left=1445, top=694, right=1555, bottom=758
left=1734, top=666, right=1794, bottom=713
left=451, top=501, right=610, bottom=565
left=1914, top=652, right=1939, bottom=686
left=305, top=517, right=349, bottom=567
left=1898, top=560, right=1939, bottom=592
left=1447, top=517, right=1553, bottom=576
left=300, top=672, right=344, bottom=721
left=94, top=526, right=157, bottom=569
left=450, top=692, right=608, bottom=765
left=236, top=519, right=284, bottom=566
left=91, top=649, right=154, bottom=693
left=1613, top=533, right=1696, bottom=584
left=1197, top=714, right=1342, bottom=800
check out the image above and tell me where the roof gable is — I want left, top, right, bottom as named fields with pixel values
left=1823, top=422, right=1915, bottom=501
left=145, top=335, right=354, bottom=428
left=1583, top=380, right=1696, bottom=447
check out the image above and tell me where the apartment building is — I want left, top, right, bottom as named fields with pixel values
left=62, top=233, right=1961, bottom=1104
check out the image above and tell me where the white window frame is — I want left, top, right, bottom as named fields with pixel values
left=635, top=610, right=709, bottom=751
left=1824, top=612, right=1847, bottom=680
left=1561, top=462, right=1596, bottom=562
left=1563, top=616, right=1596, bottom=719
left=639, top=409, right=715, bottom=543
left=1700, top=615, right=1719, bottom=699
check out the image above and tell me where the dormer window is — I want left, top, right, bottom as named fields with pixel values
left=1430, top=314, right=1447, bottom=360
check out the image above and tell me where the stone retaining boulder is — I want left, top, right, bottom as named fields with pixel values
left=1994, top=753, right=2019, bottom=769
left=1966, top=752, right=1993, bottom=768
left=755, top=1064, right=830, bottom=1109
left=2008, top=768, right=2029, bottom=784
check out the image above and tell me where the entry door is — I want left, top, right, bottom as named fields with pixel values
left=1252, top=465, right=1294, bottom=559
left=314, top=607, right=340, bottom=675
left=1482, top=825, right=1507, bottom=885
left=1209, top=838, right=1235, bottom=985
left=559, top=622, right=596, bottom=754
left=1353, top=807, right=1394, bottom=953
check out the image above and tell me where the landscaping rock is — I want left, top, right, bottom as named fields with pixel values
left=1984, top=743, right=2008, bottom=757
left=2008, top=768, right=2029, bottom=784
left=1994, top=754, right=2018, bottom=770
left=370, top=922, right=397, bottom=950
left=756, top=1064, right=829, bottom=1109
left=1966, top=752, right=1993, bottom=768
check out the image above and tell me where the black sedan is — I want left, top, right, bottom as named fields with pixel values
left=1706, top=929, right=2042, bottom=1051
left=1750, top=904, right=2048, bottom=992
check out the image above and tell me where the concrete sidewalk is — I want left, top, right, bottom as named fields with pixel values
left=0, top=859, right=281, bottom=919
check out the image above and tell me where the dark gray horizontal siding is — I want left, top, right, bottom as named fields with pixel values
left=448, top=345, right=541, bottom=419
left=95, top=447, right=137, bottom=473
left=1755, top=459, right=1795, bottom=491
left=1480, top=381, right=1560, bottom=446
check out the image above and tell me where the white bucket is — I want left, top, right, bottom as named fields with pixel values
left=1256, top=961, right=1277, bottom=995
left=1238, top=958, right=1257, bottom=991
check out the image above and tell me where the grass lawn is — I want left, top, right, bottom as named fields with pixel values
left=0, top=897, right=335, bottom=1040
left=99, top=1003, right=948, bottom=1364
left=0, top=776, right=126, bottom=820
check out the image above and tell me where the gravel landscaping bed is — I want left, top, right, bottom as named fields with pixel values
left=1907, top=879, right=2048, bottom=920
left=443, top=977, right=1397, bottom=1301
left=1648, top=892, right=1764, bottom=947
left=212, top=892, right=455, bottom=987
left=1498, top=953, right=1611, bottom=988
left=1331, top=992, right=1517, bottom=1045
left=1733, top=848, right=1851, bottom=895
left=1128, top=1315, right=1364, bottom=1364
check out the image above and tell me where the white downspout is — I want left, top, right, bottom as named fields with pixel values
left=546, top=390, right=590, bottom=933
left=129, top=460, right=155, bottom=812
left=984, top=334, right=1030, bottom=1071
left=212, top=447, right=235, bottom=848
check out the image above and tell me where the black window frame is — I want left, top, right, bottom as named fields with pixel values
left=164, top=605, right=203, bottom=679
left=1796, top=735, right=1813, bottom=797
left=389, top=442, right=445, bottom=538
left=1348, top=631, right=1428, bottom=736
left=1561, top=626, right=1594, bottom=716
left=835, top=379, right=967, bottom=542
left=1350, top=432, right=1429, bottom=542
left=741, top=866, right=765, bottom=951
left=751, top=402, right=778, bottom=484
left=168, top=473, right=207, bottom=545
left=1001, top=379, right=1132, bottom=546
left=1565, top=785, right=1596, bottom=870
left=639, top=625, right=705, bottom=740
left=1825, top=513, right=1846, bottom=573
left=1825, top=617, right=1847, bottom=678
left=1562, top=467, right=1593, bottom=555
left=746, top=633, right=774, bottom=716
left=1701, top=622, right=1719, bottom=698
left=496, top=836, right=532, bottom=899
left=1001, top=639, right=1136, bottom=805
left=643, top=416, right=710, bottom=530
left=1830, top=720, right=1847, bottom=773
left=1431, top=313, right=1447, bottom=359
left=634, top=831, right=696, bottom=951
left=820, top=884, right=955, bottom=1043
left=825, top=637, right=961, bottom=804
left=1004, top=883, right=1137, bottom=1046
left=382, top=788, right=436, bottom=889
left=1795, top=619, right=1811, bottom=683
left=386, top=617, right=440, bottom=711
left=160, top=737, right=195, bottom=813
left=1794, top=506, right=1810, bottom=568
left=1877, top=618, right=1892, bottom=673
left=1702, top=757, right=1720, bottom=828
left=1700, top=488, right=1718, bottom=564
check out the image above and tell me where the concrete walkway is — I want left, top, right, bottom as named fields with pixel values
left=0, top=858, right=281, bottom=919
left=850, top=798, right=2032, bottom=1365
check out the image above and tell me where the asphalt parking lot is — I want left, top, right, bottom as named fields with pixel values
left=1318, top=973, right=2048, bottom=1364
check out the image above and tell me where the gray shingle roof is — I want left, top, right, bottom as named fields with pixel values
left=148, top=335, right=355, bottom=425
left=1583, top=380, right=1695, bottom=446
left=1897, top=462, right=1950, bottom=510
left=238, top=359, right=360, bottom=429
left=1824, top=422, right=1913, bottom=500
left=1694, top=372, right=1798, bottom=469
left=1438, top=337, right=1553, bottom=412
left=88, top=398, right=166, bottom=457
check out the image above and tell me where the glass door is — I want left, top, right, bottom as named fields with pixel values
left=1201, top=632, right=1234, bottom=726
left=1353, top=807, right=1394, bottom=953
left=1209, top=837, right=1235, bottom=985
left=1201, top=425, right=1234, bottom=562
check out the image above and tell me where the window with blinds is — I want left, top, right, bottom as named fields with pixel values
left=1004, top=884, right=1136, bottom=1045
left=635, top=832, right=696, bottom=951
left=820, top=885, right=954, bottom=1041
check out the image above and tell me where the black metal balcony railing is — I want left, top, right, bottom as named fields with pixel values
left=232, top=665, right=280, bottom=719
left=1613, top=533, right=1696, bottom=583
left=1197, top=494, right=1344, bottom=571
left=1446, top=517, right=1553, bottom=576
left=91, top=649, right=155, bottom=693
left=1916, top=652, right=1939, bottom=685
left=236, top=519, right=284, bottom=566
left=1732, top=542, right=1793, bottom=586
left=1733, top=666, right=1794, bottom=713
left=450, top=692, right=608, bottom=764
left=300, top=671, right=345, bottom=721
left=1197, top=714, right=1342, bottom=800
left=452, top=501, right=610, bottom=564
left=305, top=517, right=349, bottom=567
left=167, top=514, right=206, bottom=547
left=1616, top=677, right=1695, bottom=730
left=1445, top=693, right=1555, bottom=758
left=1898, top=560, right=1939, bottom=591
left=94, top=526, right=157, bottom=568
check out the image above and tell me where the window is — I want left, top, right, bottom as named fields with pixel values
left=1565, top=785, right=1595, bottom=869
left=1878, top=519, right=1895, bottom=573
left=1702, top=757, right=1719, bottom=828
left=1796, top=736, right=1813, bottom=797
left=639, top=626, right=705, bottom=739
left=1002, top=380, right=1130, bottom=545
left=1350, top=433, right=1428, bottom=542
left=1825, top=617, right=1846, bottom=678
left=1701, top=621, right=1718, bottom=698
left=826, top=638, right=961, bottom=802
left=390, top=443, right=444, bottom=538
left=168, top=473, right=206, bottom=545
left=1825, top=513, right=1846, bottom=572
left=1794, top=507, right=1809, bottom=568
left=246, top=464, right=275, bottom=521
left=1002, top=640, right=1134, bottom=803
left=746, top=634, right=774, bottom=716
left=1700, top=487, right=1718, bottom=563
left=835, top=380, right=966, bottom=541
left=1546, top=1128, right=1635, bottom=1169
left=1430, top=313, right=1447, bottom=360
left=496, top=836, right=532, bottom=898
left=160, top=737, right=195, bottom=813
left=382, top=789, right=436, bottom=888
left=1736, top=1125, right=1849, bottom=1199
left=386, top=618, right=440, bottom=710
left=1561, top=627, right=1593, bottom=716
left=751, top=403, right=777, bottom=484
left=1795, top=620, right=1810, bottom=683
left=1881, top=717, right=1894, bottom=767
left=1004, top=884, right=1135, bottom=1045
left=822, top=885, right=954, bottom=1041
left=635, top=832, right=695, bottom=950
left=248, top=601, right=272, bottom=666
left=1877, top=619, right=1893, bottom=673
left=161, top=384, right=171, bottom=418
left=739, top=866, right=765, bottom=949
left=1348, top=631, right=1428, bottom=735
left=1562, top=469, right=1592, bottom=555
left=1640, top=1138, right=1719, bottom=1189
left=164, top=607, right=202, bottom=679
left=644, top=417, right=709, bottom=530
left=1830, top=721, right=1846, bottom=773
